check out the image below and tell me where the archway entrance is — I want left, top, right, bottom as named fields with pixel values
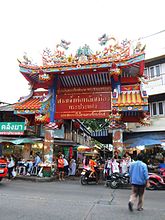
left=15, top=38, right=149, bottom=162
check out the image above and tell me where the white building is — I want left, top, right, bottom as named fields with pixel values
left=128, top=54, right=165, bottom=132
left=92, top=55, right=165, bottom=148
left=126, top=55, right=165, bottom=148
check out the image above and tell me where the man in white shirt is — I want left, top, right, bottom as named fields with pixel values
left=63, top=157, right=69, bottom=176
left=7, top=156, right=15, bottom=179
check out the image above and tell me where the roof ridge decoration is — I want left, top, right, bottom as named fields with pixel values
left=40, top=92, right=52, bottom=103
left=18, top=35, right=145, bottom=69
left=17, top=89, right=34, bottom=103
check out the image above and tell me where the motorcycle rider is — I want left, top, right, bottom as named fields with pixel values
left=83, top=156, right=90, bottom=170
left=89, top=158, right=97, bottom=177
left=89, top=157, right=99, bottom=184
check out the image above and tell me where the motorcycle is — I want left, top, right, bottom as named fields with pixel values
left=147, top=172, right=165, bottom=190
left=105, top=174, right=113, bottom=187
left=0, top=157, right=8, bottom=182
left=109, top=172, right=130, bottom=189
left=80, top=167, right=100, bottom=185
left=159, top=168, right=165, bottom=182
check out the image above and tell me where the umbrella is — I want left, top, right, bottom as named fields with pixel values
left=77, top=145, right=91, bottom=152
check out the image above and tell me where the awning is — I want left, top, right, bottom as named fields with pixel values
left=0, top=137, right=42, bottom=144
left=124, top=131, right=165, bottom=148
left=77, top=145, right=91, bottom=152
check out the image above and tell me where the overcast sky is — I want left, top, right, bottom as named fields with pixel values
left=0, top=0, right=165, bottom=104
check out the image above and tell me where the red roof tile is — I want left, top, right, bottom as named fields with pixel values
left=15, top=97, right=41, bottom=110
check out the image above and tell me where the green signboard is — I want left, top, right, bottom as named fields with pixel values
left=0, top=122, right=25, bottom=135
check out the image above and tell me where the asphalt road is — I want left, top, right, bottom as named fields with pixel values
left=0, top=178, right=164, bottom=220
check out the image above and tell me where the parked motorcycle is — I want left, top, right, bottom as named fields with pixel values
left=0, top=157, right=8, bottom=181
left=81, top=167, right=100, bottom=185
left=147, top=173, right=165, bottom=190
left=159, top=168, right=165, bottom=182
left=105, top=174, right=113, bottom=187
left=109, top=172, right=130, bottom=189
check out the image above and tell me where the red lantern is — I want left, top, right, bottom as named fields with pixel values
left=113, top=74, right=119, bottom=81
left=73, top=122, right=80, bottom=129
left=110, top=63, right=121, bottom=81
left=56, top=120, right=63, bottom=129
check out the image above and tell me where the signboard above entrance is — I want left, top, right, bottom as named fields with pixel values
left=0, top=122, right=25, bottom=135
left=55, top=86, right=111, bottom=119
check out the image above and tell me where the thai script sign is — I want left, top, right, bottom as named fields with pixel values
left=55, top=86, right=111, bottom=119
left=0, top=122, right=25, bottom=135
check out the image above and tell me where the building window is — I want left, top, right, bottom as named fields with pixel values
left=151, top=101, right=164, bottom=116
left=150, top=67, right=155, bottom=78
left=156, top=65, right=160, bottom=77
left=152, top=103, right=157, bottom=115
left=158, top=102, right=163, bottom=115
left=149, top=65, right=161, bottom=79
left=144, top=68, right=148, bottom=77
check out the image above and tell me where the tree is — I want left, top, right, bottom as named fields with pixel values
left=80, top=119, right=108, bottom=131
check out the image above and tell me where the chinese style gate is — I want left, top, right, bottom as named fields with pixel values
left=15, top=37, right=149, bottom=161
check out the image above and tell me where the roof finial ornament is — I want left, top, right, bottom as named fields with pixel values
left=98, top=33, right=116, bottom=46
left=56, top=39, right=71, bottom=50
left=76, top=44, right=93, bottom=62
left=133, top=39, right=146, bottom=54
left=22, top=52, right=32, bottom=65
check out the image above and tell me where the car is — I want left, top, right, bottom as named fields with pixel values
left=0, top=157, right=8, bottom=181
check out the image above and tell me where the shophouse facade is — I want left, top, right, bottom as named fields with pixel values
left=0, top=104, right=92, bottom=160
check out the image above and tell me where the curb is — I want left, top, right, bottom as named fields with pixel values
left=15, top=176, right=57, bottom=182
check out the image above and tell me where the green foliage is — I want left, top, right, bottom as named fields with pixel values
left=80, top=119, right=107, bottom=131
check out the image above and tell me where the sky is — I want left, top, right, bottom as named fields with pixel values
left=0, top=0, right=165, bottom=104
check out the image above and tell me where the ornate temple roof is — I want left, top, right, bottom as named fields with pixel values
left=18, top=36, right=145, bottom=89
left=14, top=90, right=49, bottom=114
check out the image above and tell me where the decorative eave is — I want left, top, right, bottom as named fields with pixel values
left=19, top=53, right=145, bottom=74
left=111, top=86, right=148, bottom=112
left=18, top=53, right=145, bottom=90
left=14, top=90, right=51, bottom=115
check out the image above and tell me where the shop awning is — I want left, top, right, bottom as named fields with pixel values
left=0, top=137, right=43, bottom=144
left=124, top=131, right=165, bottom=148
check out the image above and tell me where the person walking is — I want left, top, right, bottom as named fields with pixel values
left=57, top=155, right=65, bottom=181
left=63, top=157, right=69, bottom=176
left=7, top=156, right=15, bottom=179
left=128, top=153, right=149, bottom=212
left=69, top=158, right=77, bottom=176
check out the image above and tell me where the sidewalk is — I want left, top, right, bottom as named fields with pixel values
left=14, top=175, right=80, bottom=182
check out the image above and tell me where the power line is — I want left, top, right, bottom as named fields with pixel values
left=139, top=29, right=165, bottom=40
left=0, top=101, right=11, bottom=105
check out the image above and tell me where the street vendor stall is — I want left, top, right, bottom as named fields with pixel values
left=37, top=162, right=56, bottom=177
